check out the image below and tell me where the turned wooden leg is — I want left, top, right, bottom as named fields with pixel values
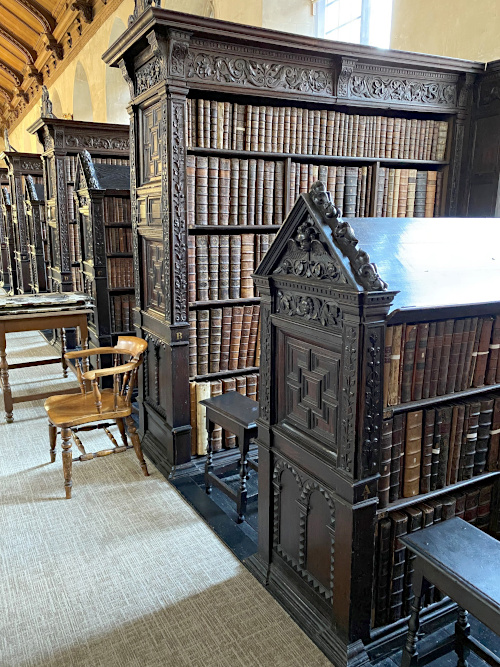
left=125, top=415, right=149, bottom=476
left=49, top=421, right=57, bottom=463
left=60, top=426, right=73, bottom=498
left=204, top=419, right=215, bottom=494
left=61, top=328, right=68, bottom=378
left=236, top=433, right=249, bottom=524
left=0, top=329, right=13, bottom=423
left=115, top=418, right=128, bottom=447
left=401, top=570, right=423, bottom=667
left=455, top=607, right=470, bottom=667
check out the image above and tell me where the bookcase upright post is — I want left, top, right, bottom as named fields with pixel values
left=0, top=169, right=13, bottom=292
left=24, top=175, right=48, bottom=293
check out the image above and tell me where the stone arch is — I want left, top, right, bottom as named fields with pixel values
left=105, top=17, right=130, bottom=124
left=73, top=61, right=93, bottom=122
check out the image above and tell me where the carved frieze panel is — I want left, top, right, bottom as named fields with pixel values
left=64, top=134, right=129, bottom=151
left=19, top=160, right=43, bottom=172
left=144, top=238, right=165, bottom=313
left=276, top=290, right=341, bottom=329
left=142, top=103, right=162, bottom=184
left=337, top=58, right=458, bottom=109
left=136, top=58, right=163, bottom=95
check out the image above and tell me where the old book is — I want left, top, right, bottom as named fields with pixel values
left=229, top=158, right=239, bottom=226
left=235, top=104, right=245, bottom=150
left=474, top=396, right=494, bottom=475
left=420, top=409, right=435, bottom=494
left=477, top=484, right=493, bottom=531
left=464, top=487, right=480, bottom=524
left=387, top=325, right=402, bottom=406
left=487, top=396, right=500, bottom=471
left=195, top=156, right=209, bottom=225
left=441, top=495, right=457, bottom=521
left=403, top=506, right=423, bottom=616
left=383, top=326, right=393, bottom=408
left=430, top=408, right=442, bottom=491
left=455, top=318, right=472, bottom=392
left=197, top=99, right=205, bottom=148
left=246, top=373, right=258, bottom=401
left=435, top=120, right=448, bottom=161
left=375, top=167, right=386, bottom=217
left=219, top=307, right=232, bottom=372
left=434, top=171, right=443, bottom=216
left=386, top=169, right=395, bottom=217
left=403, top=410, right=423, bottom=497
left=344, top=167, right=358, bottom=217
left=473, top=317, right=494, bottom=387
left=461, top=401, right=481, bottom=480
left=247, top=305, right=260, bottom=366
left=455, top=493, right=466, bottom=519
left=485, top=314, right=500, bottom=384
left=397, top=169, right=408, bottom=217
left=424, top=170, right=437, bottom=217
left=334, top=166, right=345, bottom=212
left=236, top=375, right=247, bottom=395
left=375, top=518, right=392, bottom=627
left=386, top=117, right=394, bottom=159
left=190, top=381, right=197, bottom=455
left=436, top=405, right=452, bottom=488
left=379, top=418, right=393, bottom=508
left=218, top=235, right=230, bottom=300
left=400, top=324, right=418, bottom=403
left=187, top=235, right=196, bottom=304
left=380, top=116, right=387, bottom=158
left=412, top=322, right=429, bottom=401
left=196, top=381, right=211, bottom=454
left=246, top=159, right=257, bottom=226
left=274, top=161, right=284, bottom=225
left=446, top=405, right=459, bottom=486
left=263, top=161, right=275, bottom=225
left=445, top=318, right=465, bottom=394
left=421, top=322, right=436, bottom=399
left=391, top=169, right=401, bottom=217
left=390, top=413, right=405, bottom=503
left=238, top=305, right=254, bottom=369
left=428, top=320, right=445, bottom=397
left=208, top=235, right=219, bottom=300
left=186, top=154, right=196, bottom=227
left=250, top=105, right=259, bottom=152
left=398, top=325, right=406, bottom=405
left=229, top=306, right=244, bottom=371
left=229, top=235, right=241, bottom=299
left=216, top=101, right=224, bottom=148
left=389, top=511, right=408, bottom=623
left=216, top=158, right=230, bottom=226
left=209, top=308, right=222, bottom=374
left=210, top=100, right=218, bottom=148
left=413, top=171, right=427, bottom=217
left=437, top=319, right=455, bottom=396
left=238, top=160, right=249, bottom=226
left=240, top=234, right=254, bottom=298
left=290, top=107, right=298, bottom=154
left=210, top=380, right=223, bottom=451
left=195, top=235, right=209, bottom=301
left=449, top=403, right=466, bottom=485
left=196, top=310, right=210, bottom=376
left=469, top=318, right=484, bottom=386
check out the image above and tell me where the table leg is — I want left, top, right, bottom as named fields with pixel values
left=0, top=328, right=13, bottom=423
left=49, top=421, right=57, bottom=463
left=205, top=419, right=215, bottom=494
left=236, top=433, right=249, bottom=524
left=401, top=570, right=423, bottom=667
left=61, top=328, right=68, bottom=378
left=455, top=607, right=470, bottom=667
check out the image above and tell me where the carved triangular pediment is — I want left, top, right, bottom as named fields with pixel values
left=255, top=181, right=388, bottom=292
left=75, top=150, right=101, bottom=192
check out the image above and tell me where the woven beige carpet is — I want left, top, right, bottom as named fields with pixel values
left=0, top=331, right=331, bottom=667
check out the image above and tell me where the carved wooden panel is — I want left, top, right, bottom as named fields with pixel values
left=142, top=104, right=162, bottom=184
left=143, top=238, right=165, bottom=313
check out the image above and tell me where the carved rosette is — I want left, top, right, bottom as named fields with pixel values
left=259, top=304, right=271, bottom=423
left=338, top=324, right=357, bottom=475
left=170, top=100, right=187, bottom=323
left=276, top=290, right=341, bottom=327
left=361, top=328, right=383, bottom=478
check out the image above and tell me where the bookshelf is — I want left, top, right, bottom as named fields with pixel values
left=103, top=6, right=482, bottom=479
left=0, top=151, right=44, bottom=294
left=24, top=175, right=48, bottom=293
left=0, top=168, right=14, bottom=293
left=27, top=116, right=130, bottom=294
left=246, top=182, right=500, bottom=666
left=74, top=150, right=134, bottom=350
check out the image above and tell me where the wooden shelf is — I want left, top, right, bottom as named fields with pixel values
left=384, top=382, right=500, bottom=417
left=377, top=471, right=500, bottom=515
left=188, top=225, right=281, bottom=234
left=189, top=296, right=261, bottom=310
left=187, top=146, right=449, bottom=166
left=106, top=252, right=133, bottom=258
left=191, top=366, right=259, bottom=382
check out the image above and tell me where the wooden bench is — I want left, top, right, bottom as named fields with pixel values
left=400, top=516, right=500, bottom=667
left=200, top=391, right=259, bottom=523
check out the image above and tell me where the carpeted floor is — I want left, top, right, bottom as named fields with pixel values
left=0, top=331, right=331, bottom=667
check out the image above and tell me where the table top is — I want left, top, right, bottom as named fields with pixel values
left=0, top=292, right=94, bottom=316
left=200, top=392, right=259, bottom=430
left=400, top=517, right=500, bottom=611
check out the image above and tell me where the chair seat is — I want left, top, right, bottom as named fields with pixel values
left=44, top=389, right=131, bottom=427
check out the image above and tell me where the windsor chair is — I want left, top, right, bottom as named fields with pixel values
left=44, top=336, right=149, bottom=498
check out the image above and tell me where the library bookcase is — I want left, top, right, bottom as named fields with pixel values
left=103, top=5, right=483, bottom=478
left=0, top=151, right=44, bottom=294
left=27, top=115, right=130, bottom=294
left=248, top=180, right=500, bottom=665
left=74, top=150, right=134, bottom=350
left=0, top=168, right=13, bottom=293
left=24, top=176, right=48, bottom=293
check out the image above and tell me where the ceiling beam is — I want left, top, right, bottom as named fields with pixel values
left=11, top=0, right=57, bottom=33
left=0, top=26, right=38, bottom=64
left=0, top=60, right=23, bottom=88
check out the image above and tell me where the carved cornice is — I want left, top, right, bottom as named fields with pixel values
left=308, top=181, right=388, bottom=292
left=336, top=57, right=458, bottom=109
left=64, top=133, right=129, bottom=151
left=128, top=0, right=161, bottom=26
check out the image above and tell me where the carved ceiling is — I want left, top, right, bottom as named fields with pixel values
left=0, top=0, right=113, bottom=132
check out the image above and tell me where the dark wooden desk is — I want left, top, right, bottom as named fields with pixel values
left=200, top=391, right=259, bottom=523
left=400, top=517, right=500, bottom=667
left=0, top=293, right=93, bottom=422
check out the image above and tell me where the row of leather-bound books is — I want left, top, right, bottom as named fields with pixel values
left=110, top=294, right=135, bottom=333
left=71, top=266, right=84, bottom=292
left=107, top=257, right=134, bottom=288
left=190, top=375, right=259, bottom=455
left=188, top=233, right=275, bottom=303
left=374, top=481, right=494, bottom=628
left=384, top=315, right=500, bottom=407
left=380, top=395, right=500, bottom=506
left=104, top=197, right=131, bottom=225
left=189, top=305, right=261, bottom=378
left=68, top=222, right=82, bottom=263
left=186, top=98, right=449, bottom=161
left=105, top=226, right=132, bottom=254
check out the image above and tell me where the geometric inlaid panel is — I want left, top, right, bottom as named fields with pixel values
left=282, top=336, right=339, bottom=448
left=144, top=239, right=165, bottom=313
left=142, top=103, right=162, bottom=184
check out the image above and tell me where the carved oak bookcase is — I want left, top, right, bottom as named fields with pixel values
left=103, top=6, right=482, bottom=479
left=0, top=168, right=14, bottom=293
left=24, top=175, right=48, bottom=293
left=249, top=181, right=500, bottom=665
left=74, top=150, right=133, bottom=351
left=0, top=151, right=44, bottom=294
left=28, top=116, right=130, bottom=294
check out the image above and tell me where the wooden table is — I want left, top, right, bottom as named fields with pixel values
left=200, top=391, right=259, bottom=523
left=400, top=517, right=500, bottom=667
left=0, top=293, right=93, bottom=422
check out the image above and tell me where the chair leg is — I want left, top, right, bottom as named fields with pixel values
left=125, top=416, right=149, bottom=476
left=61, top=426, right=73, bottom=499
left=115, top=418, right=128, bottom=447
left=49, top=421, right=57, bottom=463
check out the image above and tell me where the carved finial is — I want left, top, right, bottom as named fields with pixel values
left=128, top=0, right=160, bottom=25
left=308, top=181, right=388, bottom=292
left=41, top=85, right=55, bottom=118
left=3, top=128, right=16, bottom=151
left=80, top=149, right=100, bottom=189
left=25, top=174, right=38, bottom=200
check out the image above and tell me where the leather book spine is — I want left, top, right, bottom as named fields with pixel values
left=422, top=321, right=436, bottom=399
left=400, top=323, right=418, bottom=403
left=210, top=380, right=223, bottom=451
left=389, top=511, right=408, bottom=623
left=359, top=166, right=368, bottom=217
left=420, top=409, right=435, bottom=494
left=190, top=381, right=197, bottom=455
left=219, top=307, right=232, bottom=372
left=197, top=99, right=205, bottom=148
left=454, top=493, right=466, bottom=519
left=188, top=234, right=196, bottom=304
left=290, top=107, right=298, bottom=154
left=300, top=109, right=308, bottom=155
left=210, top=100, right=218, bottom=148
left=312, top=109, right=321, bottom=155
left=464, top=488, right=480, bottom=525
left=223, top=102, right=231, bottom=149
left=196, top=381, right=211, bottom=454
left=379, top=417, right=393, bottom=508
left=383, top=325, right=393, bottom=408
left=446, top=405, right=459, bottom=486
left=236, top=375, right=247, bottom=395
left=217, top=101, right=224, bottom=149
left=332, top=111, right=340, bottom=155
left=376, top=167, right=386, bottom=217
left=434, top=171, right=443, bottom=216
left=486, top=314, right=500, bottom=384
left=375, top=518, right=392, bottom=627
left=462, top=401, right=481, bottom=480
left=334, top=166, right=345, bottom=212
left=189, top=311, right=197, bottom=377
left=455, top=317, right=472, bottom=392
left=229, top=158, right=239, bottom=226
left=327, top=165, right=337, bottom=195
left=474, top=397, right=494, bottom=475
left=209, top=308, right=222, bottom=374
left=258, top=105, right=266, bottom=152
left=186, top=154, right=196, bottom=227
left=318, top=164, right=328, bottom=189
left=255, top=315, right=261, bottom=366
left=398, top=324, right=406, bottom=405
left=324, top=110, right=334, bottom=156
left=399, top=118, right=407, bottom=160
left=430, top=120, right=439, bottom=160
left=238, top=305, right=254, bottom=369
left=386, top=169, right=395, bottom=217
left=247, top=159, right=257, bottom=226
left=244, top=104, right=252, bottom=151
left=355, top=167, right=362, bottom=216
left=487, top=396, right=500, bottom=471
left=218, top=235, right=230, bottom=301
left=390, top=413, right=405, bottom=503
left=441, top=495, right=457, bottom=521
left=238, top=160, right=249, bottom=226
left=391, top=169, right=401, bottom=217
left=429, top=320, right=445, bottom=397
left=477, top=484, right=493, bottom=531
left=435, top=120, right=449, bottom=161
left=392, top=117, right=402, bottom=159
left=412, top=322, right=429, bottom=401
left=437, top=319, right=455, bottom=396
left=387, top=324, right=402, bottom=407
left=274, top=161, right=284, bottom=225
left=397, top=169, right=408, bottom=217
left=208, top=235, right=219, bottom=300
left=403, top=506, right=423, bottom=616
left=235, top=104, right=245, bottom=151
left=413, top=170, right=427, bottom=217
left=255, top=159, right=265, bottom=226
left=469, top=318, right=484, bottom=386
left=250, top=105, right=260, bottom=152
left=344, top=166, right=358, bottom=217
left=375, top=115, right=382, bottom=158
left=473, top=317, right=494, bottom=387
left=246, top=373, right=258, bottom=401
left=247, top=305, right=260, bottom=367
left=445, top=318, right=465, bottom=394
left=299, top=164, right=308, bottom=195
left=337, top=112, right=345, bottom=155
left=263, top=161, right=275, bottom=225
left=229, top=235, right=241, bottom=299
left=380, top=116, right=387, bottom=158
left=197, top=309, right=210, bottom=376
left=403, top=410, right=423, bottom=497
left=430, top=409, right=442, bottom=491
left=195, top=156, right=208, bottom=226
left=262, top=105, right=272, bottom=152
left=195, top=235, right=209, bottom=301
left=382, top=167, right=390, bottom=216
left=357, top=115, right=366, bottom=157
left=424, top=170, right=437, bottom=217
left=229, top=306, right=244, bottom=371
left=436, top=405, right=452, bottom=488
left=423, top=120, right=431, bottom=161
left=406, top=169, right=417, bottom=216
left=450, top=403, right=465, bottom=485
left=288, top=161, right=297, bottom=211
left=386, top=117, right=394, bottom=158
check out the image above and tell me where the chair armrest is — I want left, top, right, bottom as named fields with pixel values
left=83, top=361, right=136, bottom=381
left=64, top=347, right=117, bottom=360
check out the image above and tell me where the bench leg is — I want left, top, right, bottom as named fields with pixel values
left=401, top=570, right=423, bottom=667
left=455, top=607, right=470, bottom=667
left=236, top=433, right=250, bottom=524
left=204, top=420, right=214, bottom=495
